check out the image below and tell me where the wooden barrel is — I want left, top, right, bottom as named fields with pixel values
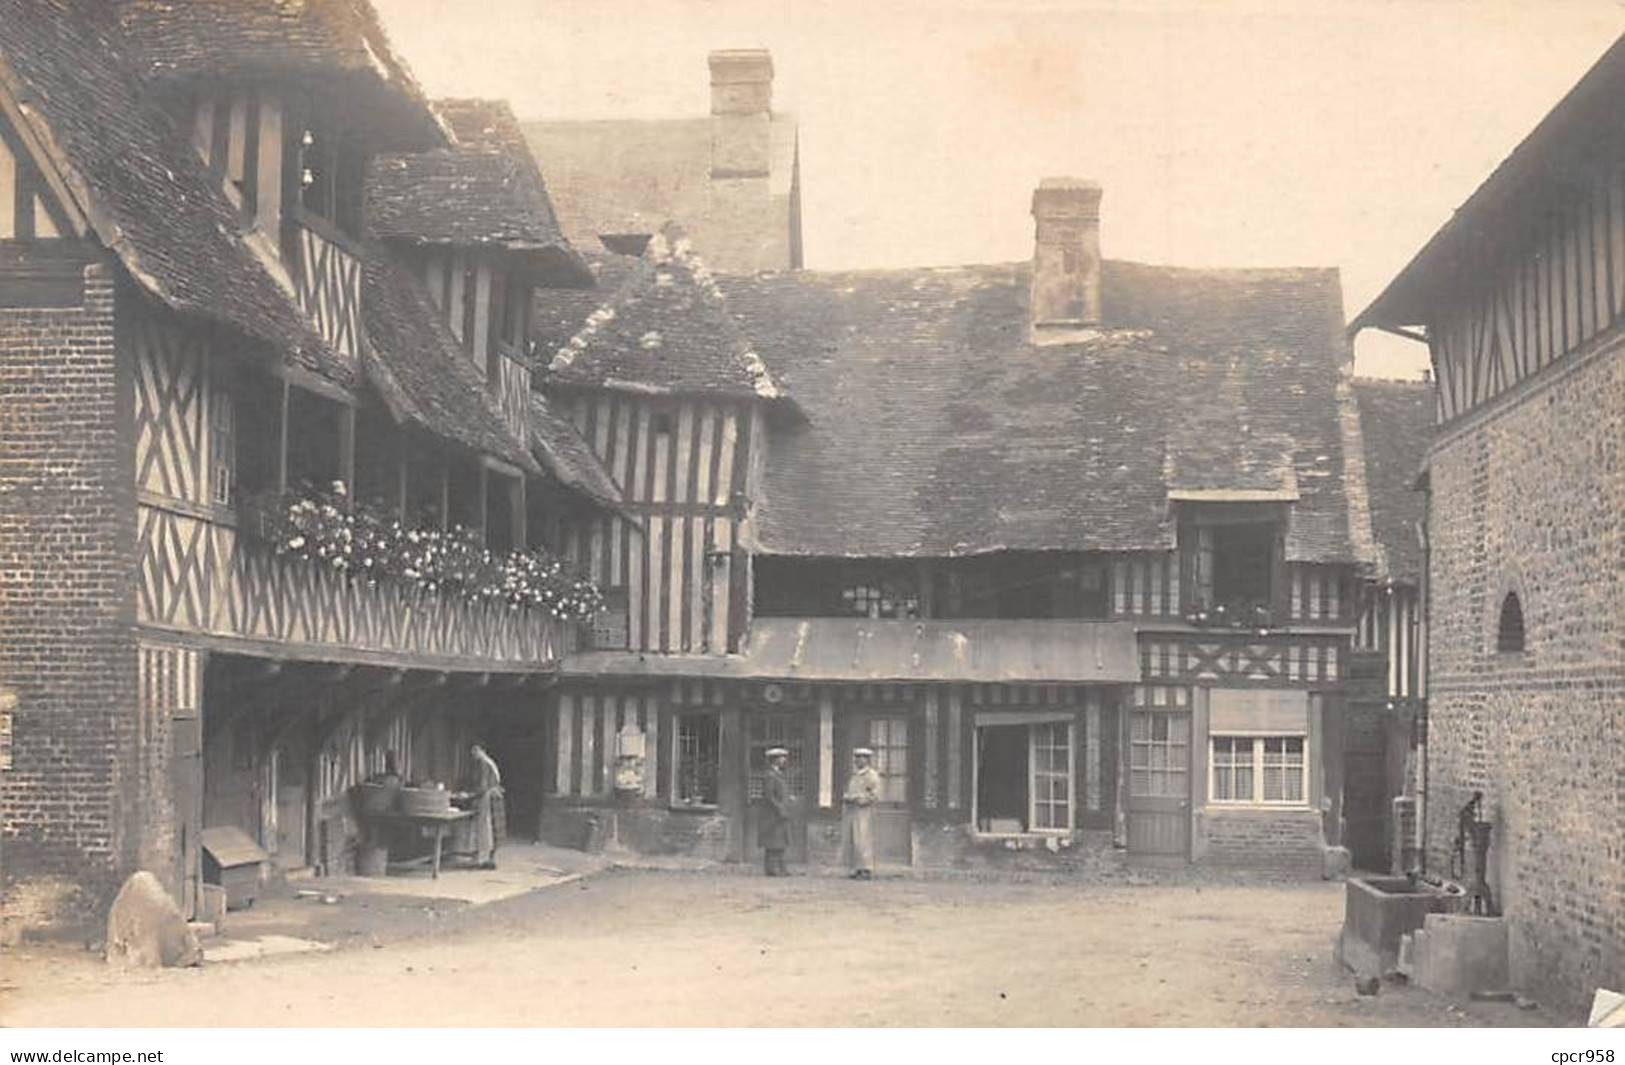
left=354, top=781, right=399, bottom=816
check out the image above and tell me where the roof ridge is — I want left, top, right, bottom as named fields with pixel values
left=737, top=259, right=1341, bottom=284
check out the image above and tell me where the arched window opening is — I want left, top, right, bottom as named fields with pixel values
left=1496, top=592, right=1526, bottom=653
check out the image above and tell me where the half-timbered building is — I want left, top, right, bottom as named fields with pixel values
left=533, top=178, right=1380, bottom=875
left=1352, top=34, right=1625, bottom=1016
left=1343, top=378, right=1432, bottom=873
left=0, top=0, right=615, bottom=933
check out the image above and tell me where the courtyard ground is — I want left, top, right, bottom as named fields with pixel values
left=0, top=863, right=1558, bottom=1027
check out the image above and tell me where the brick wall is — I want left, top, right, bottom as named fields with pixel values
left=1424, top=339, right=1624, bottom=1017
left=0, top=254, right=140, bottom=926
left=1198, top=807, right=1326, bottom=877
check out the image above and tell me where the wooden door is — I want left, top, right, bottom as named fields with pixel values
left=170, top=708, right=203, bottom=918
left=1126, top=708, right=1190, bottom=857
left=273, top=742, right=308, bottom=871
left=743, top=711, right=811, bottom=862
left=844, top=714, right=912, bottom=864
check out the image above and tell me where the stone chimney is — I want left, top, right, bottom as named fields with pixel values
left=709, top=49, right=773, bottom=179
left=1028, top=178, right=1103, bottom=345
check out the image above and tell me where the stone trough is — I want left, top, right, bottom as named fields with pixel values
left=1336, top=875, right=1461, bottom=979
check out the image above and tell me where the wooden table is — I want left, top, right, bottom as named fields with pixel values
left=372, top=808, right=473, bottom=879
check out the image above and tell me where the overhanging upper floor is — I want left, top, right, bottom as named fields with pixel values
left=564, top=617, right=1141, bottom=684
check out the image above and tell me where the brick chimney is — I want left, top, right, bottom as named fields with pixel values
left=1028, top=178, right=1103, bottom=345
left=710, top=49, right=773, bottom=115
left=709, top=49, right=773, bottom=179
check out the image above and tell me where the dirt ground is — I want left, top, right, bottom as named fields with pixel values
left=0, top=868, right=1559, bottom=1027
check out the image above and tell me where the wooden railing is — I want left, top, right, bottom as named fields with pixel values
left=291, top=215, right=363, bottom=363
left=136, top=502, right=568, bottom=669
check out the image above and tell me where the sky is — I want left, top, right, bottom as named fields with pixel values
left=373, top=0, right=1624, bottom=378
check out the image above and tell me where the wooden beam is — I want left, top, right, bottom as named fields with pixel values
left=273, top=361, right=354, bottom=406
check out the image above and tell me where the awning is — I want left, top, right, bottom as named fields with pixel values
left=563, top=617, right=1142, bottom=684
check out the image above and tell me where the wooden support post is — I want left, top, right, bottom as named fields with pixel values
left=818, top=691, right=835, bottom=809
left=476, top=463, right=489, bottom=544
left=438, top=458, right=450, bottom=531
left=512, top=474, right=526, bottom=552
left=395, top=426, right=409, bottom=523
left=275, top=378, right=290, bottom=494
left=1114, top=701, right=1130, bottom=849
left=338, top=404, right=356, bottom=497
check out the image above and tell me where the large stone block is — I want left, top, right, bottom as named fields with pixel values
left=104, top=871, right=202, bottom=969
left=1412, top=913, right=1509, bottom=996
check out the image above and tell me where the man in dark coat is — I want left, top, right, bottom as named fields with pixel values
left=760, top=747, right=794, bottom=876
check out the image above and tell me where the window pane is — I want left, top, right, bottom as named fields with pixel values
left=676, top=714, right=720, bottom=805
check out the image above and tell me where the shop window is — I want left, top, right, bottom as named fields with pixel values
left=748, top=713, right=810, bottom=802
left=1030, top=721, right=1070, bottom=830
left=1208, top=735, right=1306, bottom=805
left=974, top=719, right=1073, bottom=834
left=866, top=717, right=909, bottom=804
left=673, top=713, right=719, bottom=808
left=1496, top=592, right=1525, bottom=653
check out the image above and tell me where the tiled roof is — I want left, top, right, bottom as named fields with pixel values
left=359, top=244, right=535, bottom=471
left=368, top=99, right=590, bottom=284
left=545, top=227, right=788, bottom=401
left=530, top=251, right=641, bottom=366
left=114, top=0, right=443, bottom=149
left=718, top=261, right=1362, bottom=561
left=1352, top=379, right=1434, bottom=585
left=0, top=0, right=356, bottom=385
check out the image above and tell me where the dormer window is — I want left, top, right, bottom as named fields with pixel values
left=1183, top=505, right=1284, bottom=625
left=1208, top=522, right=1276, bottom=609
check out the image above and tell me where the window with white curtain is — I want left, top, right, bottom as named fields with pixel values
left=1209, top=735, right=1306, bottom=805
